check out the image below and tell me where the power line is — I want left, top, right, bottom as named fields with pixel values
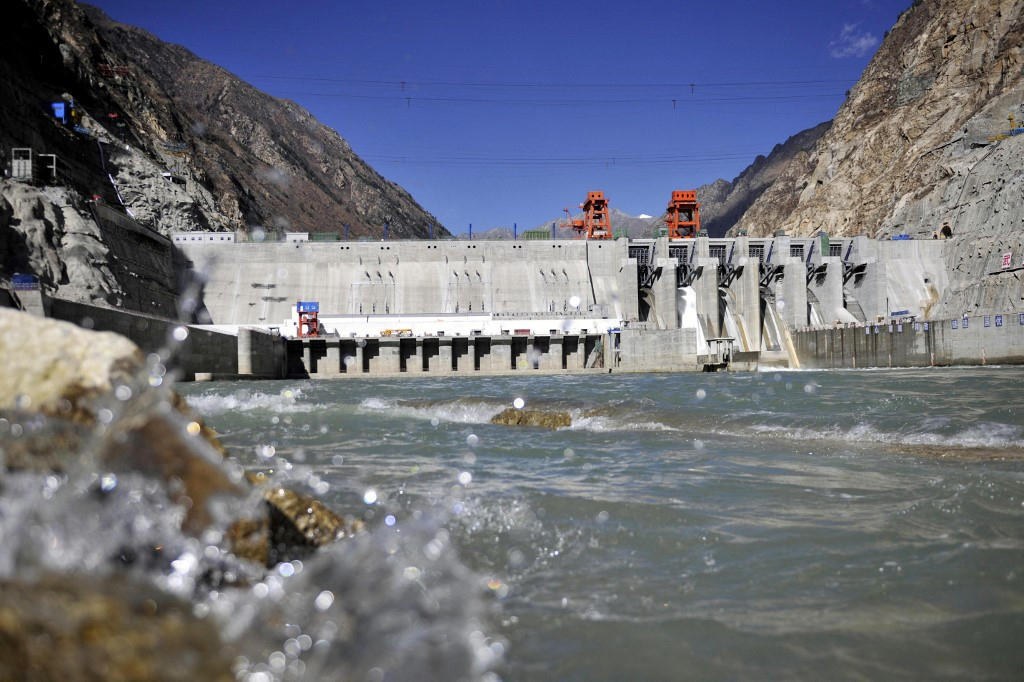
left=262, top=90, right=847, bottom=106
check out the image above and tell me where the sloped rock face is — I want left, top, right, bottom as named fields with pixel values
left=697, top=122, right=831, bottom=238
left=737, top=0, right=1024, bottom=240
left=82, top=4, right=447, bottom=240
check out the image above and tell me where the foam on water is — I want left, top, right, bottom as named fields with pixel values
left=747, top=420, right=1024, bottom=451
left=358, top=397, right=506, bottom=424
left=186, top=388, right=320, bottom=415
left=357, top=397, right=681, bottom=433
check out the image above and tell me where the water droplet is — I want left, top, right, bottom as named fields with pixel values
left=430, top=417, right=440, bottom=427
left=596, top=510, right=609, bottom=523
left=563, top=448, right=575, bottom=458
left=278, top=562, right=295, bottom=577
left=694, top=439, right=705, bottom=450
left=569, top=295, right=581, bottom=308
left=172, top=326, right=189, bottom=342
left=14, top=394, right=31, bottom=409
left=186, top=421, right=201, bottom=436
left=695, top=388, right=707, bottom=400
left=314, top=590, right=334, bottom=610
left=777, top=299, right=786, bottom=310
left=99, top=473, right=117, bottom=492
left=385, top=515, right=396, bottom=526
left=466, top=433, right=479, bottom=446
left=458, top=471, right=472, bottom=485
left=804, top=383, right=817, bottom=394
left=114, top=385, right=132, bottom=401
left=513, top=397, right=525, bottom=410
left=363, top=489, right=378, bottom=504
left=97, top=408, right=113, bottom=424
left=343, top=355, right=355, bottom=367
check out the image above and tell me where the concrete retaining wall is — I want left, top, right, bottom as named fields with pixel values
left=793, top=313, right=1024, bottom=368
left=616, top=328, right=700, bottom=372
left=47, top=298, right=257, bottom=379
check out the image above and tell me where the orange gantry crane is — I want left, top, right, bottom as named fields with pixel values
left=561, top=191, right=612, bottom=240
left=665, top=190, right=700, bottom=239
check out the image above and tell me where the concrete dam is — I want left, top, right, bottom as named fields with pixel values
left=168, top=232, right=1012, bottom=378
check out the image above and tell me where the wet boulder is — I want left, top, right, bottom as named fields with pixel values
left=228, top=482, right=365, bottom=567
left=490, top=407, right=572, bottom=429
left=0, top=575, right=235, bottom=681
left=0, top=308, right=144, bottom=424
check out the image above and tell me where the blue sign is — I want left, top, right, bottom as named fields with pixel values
left=996, top=315, right=1003, bottom=327
left=963, top=317, right=969, bottom=329
left=296, top=301, right=319, bottom=313
left=924, top=322, right=929, bottom=331
left=865, top=327, right=870, bottom=335
left=984, top=316, right=991, bottom=328
left=1020, top=313, right=1024, bottom=326
left=897, top=324, right=903, bottom=332
left=874, top=326, right=880, bottom=334
left=12, top=273, right=39, bottom=290
left=951, top=319, right=958, bottom=329
left=914, top=322, right=921, bottom=331
left=50, top=101, right=66, bottom=122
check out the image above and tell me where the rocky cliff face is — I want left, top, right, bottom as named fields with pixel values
left=82, top=6, right=447, bottom=240
left=696, top=122, right=831, bottom=238
left=737, top=0, right=1024, bottom=240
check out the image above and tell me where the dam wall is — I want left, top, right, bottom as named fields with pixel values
left=184, top=239, right=637, bottom=327
left=792, top=313, right=1024, bottom=368
left=170, top=234, right=965, bottom=372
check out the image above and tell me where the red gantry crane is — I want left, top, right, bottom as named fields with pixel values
left=665, top=190, right=700, bottom=239
left=561, top=191, right=612, bottom=240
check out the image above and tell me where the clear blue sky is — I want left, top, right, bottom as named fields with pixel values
left=89, top=0, right=908, bottom=233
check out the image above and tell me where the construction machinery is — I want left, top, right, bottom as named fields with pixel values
left=665, top=190, right=700, bottom=239
left=988, top=112, right=1024, bottom=143
left=561, top=191, right=612, bottom=240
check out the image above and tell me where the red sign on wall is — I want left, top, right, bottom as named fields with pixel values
left=1001, top=252, right=1013, bottom=269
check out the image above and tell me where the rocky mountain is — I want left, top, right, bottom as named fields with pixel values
left=733, top=0, right=1024, bottom=317
left=0, top=0, right=446, bottom=241
left=695, top=122, right=831, bottom=237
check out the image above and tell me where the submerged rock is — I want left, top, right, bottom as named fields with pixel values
left=0, top=575, right=235, bottom=681
left=490, top=407, right=572, bottom=429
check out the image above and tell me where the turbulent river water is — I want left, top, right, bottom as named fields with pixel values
left=176, top=367, right=1024, bottom=680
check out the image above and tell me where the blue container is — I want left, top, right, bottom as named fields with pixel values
left=296, top=301, right=319, bottom=313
